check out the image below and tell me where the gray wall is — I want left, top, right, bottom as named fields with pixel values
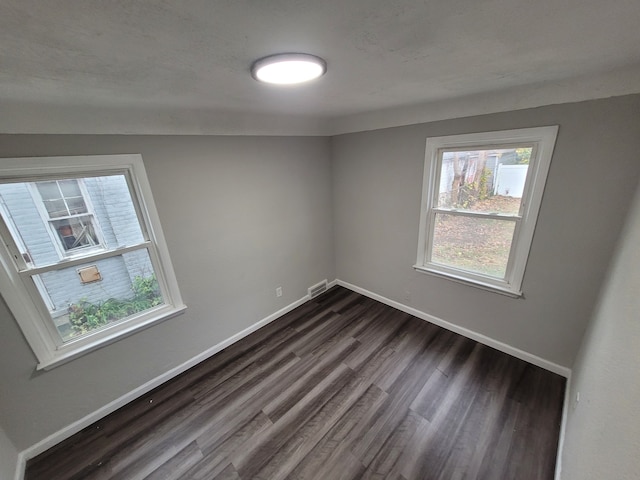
left=332, top=94, right=640, bottom=368
left=0, top=423, right=18, bottom=480
left=0, top=135, right=334, bottom=450
left=560, top=177, right=640, bottom=480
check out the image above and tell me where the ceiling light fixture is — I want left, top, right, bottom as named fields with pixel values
left=251, top=53, right=327, bottom=85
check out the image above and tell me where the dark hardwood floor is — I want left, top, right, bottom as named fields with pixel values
left=26, top=286, right=565, bottom=480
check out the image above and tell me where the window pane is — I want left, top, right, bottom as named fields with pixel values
left=36, top=181, right=61, bottom=201
left=51, top=216, right=99, bottom=251
left=431, top=213, right=516, bottom=278
left=437, top=148, right=531, bottom=215
left=65, top=196, right=88, bottom=215
left=34, top=249, right=163, bottom=342
left=58, top=179, right=82, bottom=197
left=42, top=199, right=69, bottom=217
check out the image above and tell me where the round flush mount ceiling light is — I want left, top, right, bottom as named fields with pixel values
left=251, top=53, right=327, bottom=85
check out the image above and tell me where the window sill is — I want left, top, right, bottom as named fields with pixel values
left=36, top=304, right=187, bottom=371
left=413, top=265, right=523, bottom=298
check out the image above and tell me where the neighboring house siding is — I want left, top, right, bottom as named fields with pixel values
left=85, top=178, right=117, bottom=248
left=0, top=175, right=154, bottom=319
left=39, top=256, right=133, bottom=312
left=86, top=176, right=151, bottom=283
left=0, top=183, right=59, bottom=266
left=494, top=164, right=528, bottom=197
left=88, top=177, right=144, bottom=247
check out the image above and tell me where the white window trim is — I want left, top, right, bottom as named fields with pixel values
left=415, top=126, right=558, bottom=296
left=0, top=154, right=186, bottom=370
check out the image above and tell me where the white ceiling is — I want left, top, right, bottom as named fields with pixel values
left=2, top=0, right=640, bottom=135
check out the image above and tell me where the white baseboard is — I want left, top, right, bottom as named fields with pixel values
left=15, top=293, right=312, bottom=479
left=554, top=376, right=572, bottom=480
left=14, top=451, right=25, bottom=480
left=336, top=279, right=571, bottom=378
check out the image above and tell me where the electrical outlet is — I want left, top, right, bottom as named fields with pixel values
left=276, top=286, right=283, bottom=297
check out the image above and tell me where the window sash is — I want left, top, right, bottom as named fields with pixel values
left=431, top=208, right=522, bottom=221
left=37, top=179, right=88, bottom=217
left=51, top=216, right=99, bottom=250
left=424, top=210, right=521, bottom=285
left=16, top=241, right=152, bottom=275
left=18, top=243, right=169, bottom=350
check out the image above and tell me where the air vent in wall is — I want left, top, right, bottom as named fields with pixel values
left=308, top=280, right=328, bottom=299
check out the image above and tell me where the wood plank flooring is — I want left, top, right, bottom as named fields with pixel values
left=25, top=286, right=566, bottom=480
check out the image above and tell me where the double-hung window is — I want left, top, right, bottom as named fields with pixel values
left=415, top=126, right=558, bottom=296
left=0, top=154, right=185, bottom=369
